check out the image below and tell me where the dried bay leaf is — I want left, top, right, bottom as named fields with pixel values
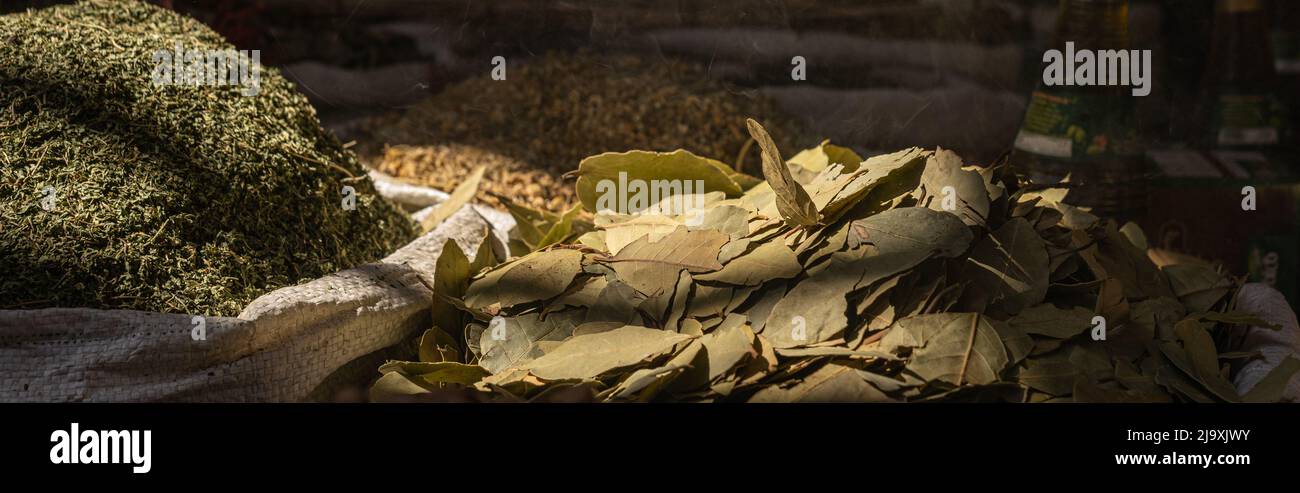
left=717, top=238, right=753, bottom=264
left=700, top=322, right=759, bottom=383
left=599, top=213, right=681, bottom=255
left=1091, top=222, right=1174, bottom=300
left=1018, top=352, right=1079, bottom=396
left=535, top=203, right=585, bottom=250
left=850, top=207, right=973, bottom=259
left=553, top=276, right=608, bottom=309
left=609, top=226, right=727, bottom=273
left=763, top=264, right=857, bottom=348
left=687, top=204, right=752, bottom=239
left=1192, top=310, right=1279, bottom=331
left=786, top=140, right=863, bottom=174
left=737, top=284, right=785, bottom=333
left=688, top=284, right=735, bottom=320
left=958, top=217, right=1050, bottom=315
left=584, top=280, right=647, bottom=325
left=1172, top=319, right=1240, bottom=402
left=1073, top=376, right=1171, bottom=403
left=373, top=114, right=1264, bottom=403
left=880, top=313, right=1011, bottom=387
left=746, top=118, right=818, bottom=226
left=1008, top=303, right=1093, bottom=339
left=418, top=325, right=461, bottom=363
left=607, top=227, right=727, bottom=304
left=749, top=363, right=895, bottom=403
left=420, top=165, right=485, bottom=232
left=774, top=346, right=896, bottom=360
left=574, top=150, right=743, bottom=212
left=430, top=239, right=471, bottom=343
left=378, top=361, right=492, bottom=389
left=914, top=148, right=989, bottom=227
left=522, top=326, right=696, bottom=381
left=478, top=311, right=583, bottom=374
left=696, top=240, right=801, bottom=286
left=763, top=209, right=969, bottom=350
left=464, top=249, right=586, bottom=309
left=1163, top=262, right=1234, bottom=314
left=814, top=147, right=927, bottom=222
left=1130, top=297, right=1186, bottom=341
left=607, top=357, right=694, bottom=402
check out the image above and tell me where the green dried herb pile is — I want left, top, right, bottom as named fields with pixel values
left=0, top=0, right=415, bottom=316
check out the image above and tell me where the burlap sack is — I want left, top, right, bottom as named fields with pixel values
left=0, top=182, right=513, bottom=402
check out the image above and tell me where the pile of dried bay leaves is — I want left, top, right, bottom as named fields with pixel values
left=371, top=119, right=1299, bottom=403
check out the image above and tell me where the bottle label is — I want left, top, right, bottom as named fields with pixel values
left=1274, top=30, right=1300, bottom=74
left=1014, top=90, right=1136, bottom=159
left=1212, top=93, right=1283, bottom=146
left=1219, top=0, right=1262, bottom=13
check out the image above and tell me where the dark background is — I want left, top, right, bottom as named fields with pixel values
left=9, top=0, right=1292, bottom=161
left=3, top=0, right=1298, bottom=301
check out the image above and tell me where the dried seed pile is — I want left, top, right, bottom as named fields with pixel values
left=0, top=0, right=415, bottom=316
left=369, top=121, right=1298, bottom=403
left=361, top=52, right=802, bottom=211
left=374, top=144, right=569, bottom=212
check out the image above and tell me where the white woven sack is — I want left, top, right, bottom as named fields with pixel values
left=0, top=180, right=512, bottom=402
left=1232, top=283, right=1300, bottom=402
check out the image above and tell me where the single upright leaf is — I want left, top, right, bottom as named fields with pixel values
left=420, top=165, right=485, bottom=232
left=430, top=239, right=471, bottom=341
left=746, top=118, right=818, bottom=226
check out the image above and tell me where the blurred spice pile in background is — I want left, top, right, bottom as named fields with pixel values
left=359, top=53, right=803, bottom=212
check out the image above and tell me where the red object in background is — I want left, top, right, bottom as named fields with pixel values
left=149, top=0, right=265, bottom=51
left=207, top=0, right=264, bottom=50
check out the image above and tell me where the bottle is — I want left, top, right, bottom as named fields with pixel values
left=1270, top=0, right=1299, bottom=153
left=1194, top=0, right=1288, bottom=150
left=1009, top=0, right=1147, bottom=221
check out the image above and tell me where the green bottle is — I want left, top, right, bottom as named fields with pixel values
left=1009, top=0, right=1147, bottom=220
left=1194, top=0, right=1289, bottom=150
